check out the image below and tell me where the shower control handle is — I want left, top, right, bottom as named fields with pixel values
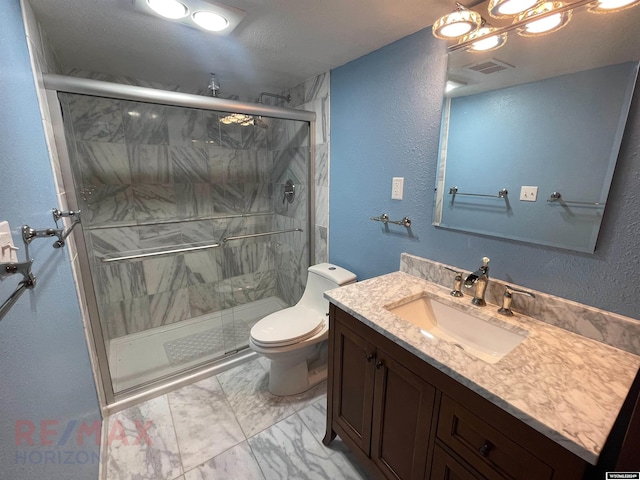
left=282, top=180, right=295, bottom=204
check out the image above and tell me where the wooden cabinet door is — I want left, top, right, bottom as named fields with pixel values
left=430, top=444, right=482, bottom=480
left=332, top=319, right=376, bottom=455
left=371, top=349, right=436, bottom=480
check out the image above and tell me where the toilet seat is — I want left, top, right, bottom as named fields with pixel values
left=250, top=307, right=326, bottom=348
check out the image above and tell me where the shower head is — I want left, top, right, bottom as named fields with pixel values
left=208, top=73, right=220, bottom=97
left=258, top=92, right=292, bottom=105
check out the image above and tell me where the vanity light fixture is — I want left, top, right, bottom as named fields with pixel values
left=146, top=0, right=189, bottom=19
left=516, top=1, right=572, bottom=36
left=589, top=0, right=640, bottom=12
left=463, top=24, right=508, bottom=51
left=488, top=0, right=544, bottom=17
left=433, top=3, right=483, bottom=39
left=192, top=10, right=229, bottom=31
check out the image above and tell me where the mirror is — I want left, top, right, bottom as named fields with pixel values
left=433, top=0, right=640, bottom=253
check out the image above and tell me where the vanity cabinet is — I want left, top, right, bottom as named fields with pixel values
left=327, top=306, right=436, bottom=480
left=324, top=304, right=588, bottom=480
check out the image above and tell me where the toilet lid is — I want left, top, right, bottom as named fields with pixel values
left=250, top=307, right=326, bottom=347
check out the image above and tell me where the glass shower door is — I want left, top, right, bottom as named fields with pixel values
left=57, top=92, right=311, bottom=395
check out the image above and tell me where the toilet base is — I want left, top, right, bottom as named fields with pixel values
left=263, top=341, right=327, bottom=396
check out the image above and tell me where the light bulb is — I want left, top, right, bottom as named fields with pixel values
left=192, top=11, right=230, bottom=31
left=525, top=12, right=562, bottom=33
left=146, top=0, right=188, bottom=19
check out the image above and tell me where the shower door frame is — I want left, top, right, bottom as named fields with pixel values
left=44, top=74, right=316, bottom=413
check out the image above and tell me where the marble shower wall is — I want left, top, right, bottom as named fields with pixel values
left=258, top=72, right=329, bottom=305
left=59, top=93, right=285, bottom=340
left=267, top=116, right=310, bottom=306
left=279, top=72, right=330, bottom=265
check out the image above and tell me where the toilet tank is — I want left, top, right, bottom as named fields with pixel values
left=296, top=263, right=357, bottom=314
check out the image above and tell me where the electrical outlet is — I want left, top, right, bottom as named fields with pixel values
left=520, top=186, right=538, bottom=202
left=392, top=177, right=404, bottom=200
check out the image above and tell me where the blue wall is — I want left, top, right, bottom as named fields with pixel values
left=442, top=63, right=637, bottom=252
left=0, top=1, right=101, bottom=479
left=330, top=27, right=640, bottom=320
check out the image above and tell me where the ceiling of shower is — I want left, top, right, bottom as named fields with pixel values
left=27, top=0, right=453, bottom=100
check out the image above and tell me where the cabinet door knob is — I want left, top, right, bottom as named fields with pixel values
left=375, top=361, right=384, bottom=369
left=366, top=353, right=375, bottom=362
left=479, top=441, right=493, bottom=457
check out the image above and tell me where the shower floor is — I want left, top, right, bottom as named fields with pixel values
left=108, top=296, right=288, bottom=392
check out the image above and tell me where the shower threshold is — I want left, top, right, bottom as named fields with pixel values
left=108, top=296, right=288, bottom=392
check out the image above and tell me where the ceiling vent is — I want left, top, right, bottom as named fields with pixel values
left=465, top=58, right=515, bottom=75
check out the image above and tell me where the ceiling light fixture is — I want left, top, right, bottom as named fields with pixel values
left=220, top=113, right=254, bottom=126
left=488, top=0, right=544, bottom=17
left=445, top=79, right=468, bottom=92
left=588, top=0, right=640, bottom=12
left=517, top=1, right=572, bottom=35
left=192, top=11, right=229, bottom=31
left=135, top=0, right=246, bottom=35
left=433, top=3, right=483, bottom=39
left=146, top=0, right=189, bottom=19
left=463, top=24, right=508, bottom=51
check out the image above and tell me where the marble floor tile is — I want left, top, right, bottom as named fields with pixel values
left=167, top=376, right=245, bottom=472
left=248, top=414, right=365, bottom=480
left=217, top=359, right=295, bottom=437
left=296, top=398, right=328, bottom=441
left=297, top=398, right=372, bottom=479
left=285, top=382, right=327, bottom=413
left=184, top=441, right=265, bottom=480
left=105, top=395, right=182, bottom=480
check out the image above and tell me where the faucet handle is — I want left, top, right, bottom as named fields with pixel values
left=498, top=285, right=536, bottom=316
left=444, top=267, right=464, bottom=297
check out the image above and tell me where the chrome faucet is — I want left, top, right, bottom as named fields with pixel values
left=444, top=267, right=464, bottom=297
left=464, top=257, right=490, bottom=306
left=498, top=285, right=535, bottom=316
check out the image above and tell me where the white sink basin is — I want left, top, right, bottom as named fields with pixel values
left=385, top=294, right=528, bottom=363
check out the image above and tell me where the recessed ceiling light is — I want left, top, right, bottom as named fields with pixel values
left=192, top=11, right=230, bottom=31
left=146, top=0, right=189, bottom=19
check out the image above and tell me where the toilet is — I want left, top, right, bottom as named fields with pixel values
left=249, top=263, right=357, bottom=396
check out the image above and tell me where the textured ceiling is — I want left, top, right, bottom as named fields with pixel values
left=27, top=0, right=454, bottom=99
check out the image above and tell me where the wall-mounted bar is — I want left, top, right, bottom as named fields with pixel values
left=0, top=260, right=35, bottom=322
left=449, top=186, right=508, bottom=198
left=547, top=192, right=604, bottom=206
left=222, top=228, right=303, bottom=243
left=86, top=211, right=273, bottom=231
left=370, top=213, right=412, bottom=228
left=100, top=242, right=221, bottom=263
left=22, top=208, right=82, bottom=248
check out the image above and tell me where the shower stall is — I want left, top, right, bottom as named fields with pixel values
left=45, top=75, right=314, bottom=403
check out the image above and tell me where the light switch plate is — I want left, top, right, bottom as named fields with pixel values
left=520, top=186, right=538, bottom=202
left=392, top=177, right=404, bottom=200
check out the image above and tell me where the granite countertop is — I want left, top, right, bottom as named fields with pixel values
left=324, top=271, right=640, bottom=465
